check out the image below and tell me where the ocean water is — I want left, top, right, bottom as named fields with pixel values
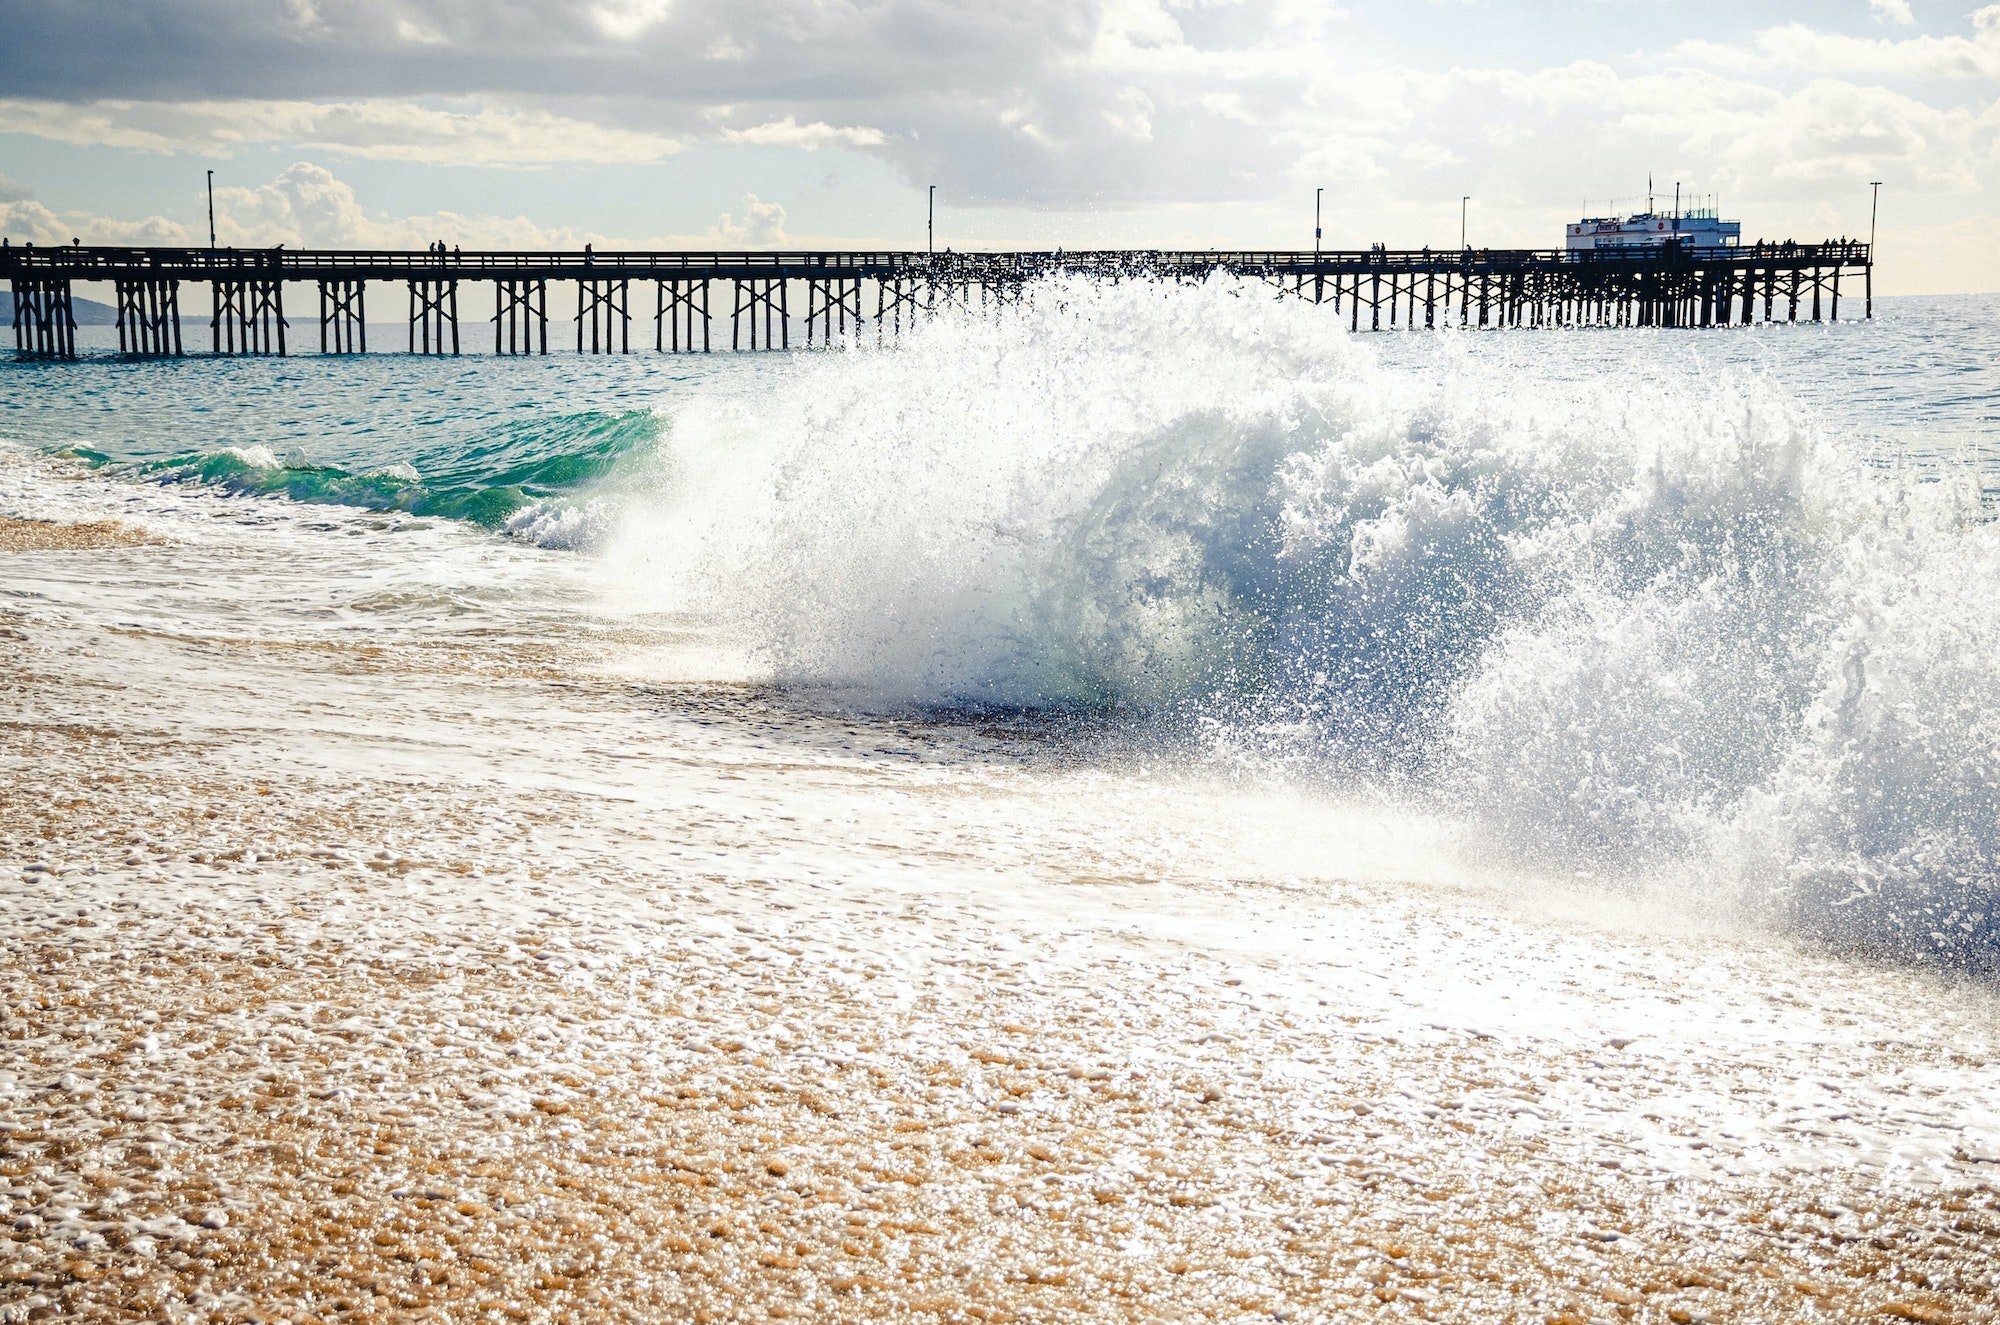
left=8, top=284, right=1995, bottom=966
left=4, top=281, right=1999, bottom=1318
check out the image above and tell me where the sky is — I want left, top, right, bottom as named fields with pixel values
left=0, top=0, right=1994, bottom=293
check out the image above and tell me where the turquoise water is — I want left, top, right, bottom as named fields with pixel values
left=0, top=346, right=789, bottom=535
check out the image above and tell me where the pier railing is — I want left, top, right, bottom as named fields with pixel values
left=3, top=241, right=1874, bottom=359
left=0, top=241, right=1872, bottom=277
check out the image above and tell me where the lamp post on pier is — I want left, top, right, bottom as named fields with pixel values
left=1314, top=186, right=1325, bottom=304
left=1867, top=180, right=1882, bottom=319
left=928, top=184, right=936, bottom=257
left=206, top=170, right=216, bottom=249
left=1460, top=196, right=1470, bottom=250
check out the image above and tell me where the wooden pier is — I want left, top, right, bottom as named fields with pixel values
left=3, top=241, right=1872, bottom=360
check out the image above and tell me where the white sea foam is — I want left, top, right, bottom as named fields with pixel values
left=505, top=496, right=619, bottom=550
left=226, top=444, right=284, bottom=469
left=608, top=274, right=2000, bottom=966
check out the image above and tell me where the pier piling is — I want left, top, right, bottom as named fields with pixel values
left=115, top=278, right=180, bottom=357
left=493, top=279, right=546, bottom=355
left=407, top=279, right=458, bottom=355
left=655, top=279, right=709, bottom=353
left=211, top=278, right=286, bottom=355
left=576, top=278, right=629, bottom=354
left=877, top=272, right=924, bottom=339
left=804, top=276, right=862, bottom=348
left=9, top=278, right=75, bottom=358
left=732, top=278, right=786, bottom=351
left=318, top=279, right=365, bottom=355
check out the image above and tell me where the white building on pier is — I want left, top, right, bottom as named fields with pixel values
left=1566, top=209, right=1741, bottom=251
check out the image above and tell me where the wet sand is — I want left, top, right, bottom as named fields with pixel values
left=0, top=516, right=157, bottom=553
left=7, top=878, right=1993, bottom=1324
left=4, top=641, right=1996, bottom=1321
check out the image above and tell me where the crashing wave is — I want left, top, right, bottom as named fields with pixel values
left=608, top=273, right=2000, bottom=971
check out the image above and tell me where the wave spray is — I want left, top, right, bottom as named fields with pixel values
left=610, top=275, right=2000, bottom=971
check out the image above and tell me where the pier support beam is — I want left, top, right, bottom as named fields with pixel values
left=655, top=279, right=708, bottom=353
left=732, top=277, right=787, bottom=351
left=494, top=279, right=547, bottom=355
left=576, top=278, right=629, bottom=354
left=212, top=279, right=287, bottom=355
left=982, top=279, right=1027, bottom=311
left=1266, top=271, right=1311, bottom=302
left=115, top=278, right=182, bottom=357
left=9, top=278, right=75, bottom=359
left=318, top=279, right=365, bottom=355
left=927, top=278, right=973, bottom=316
left=876, top=274, right=924, bottom=338
left=407, top=279, right=459, bottom=355
left=803, top=276, right=862, bottom=347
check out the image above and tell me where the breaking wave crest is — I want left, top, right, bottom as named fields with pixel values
left=611, top=274, right=2000, bottom=971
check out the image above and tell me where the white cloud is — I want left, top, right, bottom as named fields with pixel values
left=721, top=117, right=887, bottom=151
left=392, top=16, right=446, bottom=45
left=205, top=162, right=752, bottom=249
left=712, top=193, right=790, bottom=246
left=0, top=162, right=829, bottom=254
left=1095, top=0, right=1187, bottom=52
left=0, top=98, right=683, bottom=167
left=1693, top=79, right=1983, bottom=194
left=212, top=161, right=388, bottom=245
left=3, top=160, right=590, bottom=249
left=0, top=198, right=191, bottom=247
left=1103, top=87, right=1156, bottom=141
left=1869, top=0, right=1915, bottom=25
left=1674, top=7, right=2000, bottom=80
left=591, top=0, right=675, bottom=41
left=1263, top=55, right=1994, bottom=215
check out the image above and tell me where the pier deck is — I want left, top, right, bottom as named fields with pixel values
left=3, top=241, right=1872, bottom=359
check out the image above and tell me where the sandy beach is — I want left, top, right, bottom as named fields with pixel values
left=4, top=494, right=1997, bottom=1323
